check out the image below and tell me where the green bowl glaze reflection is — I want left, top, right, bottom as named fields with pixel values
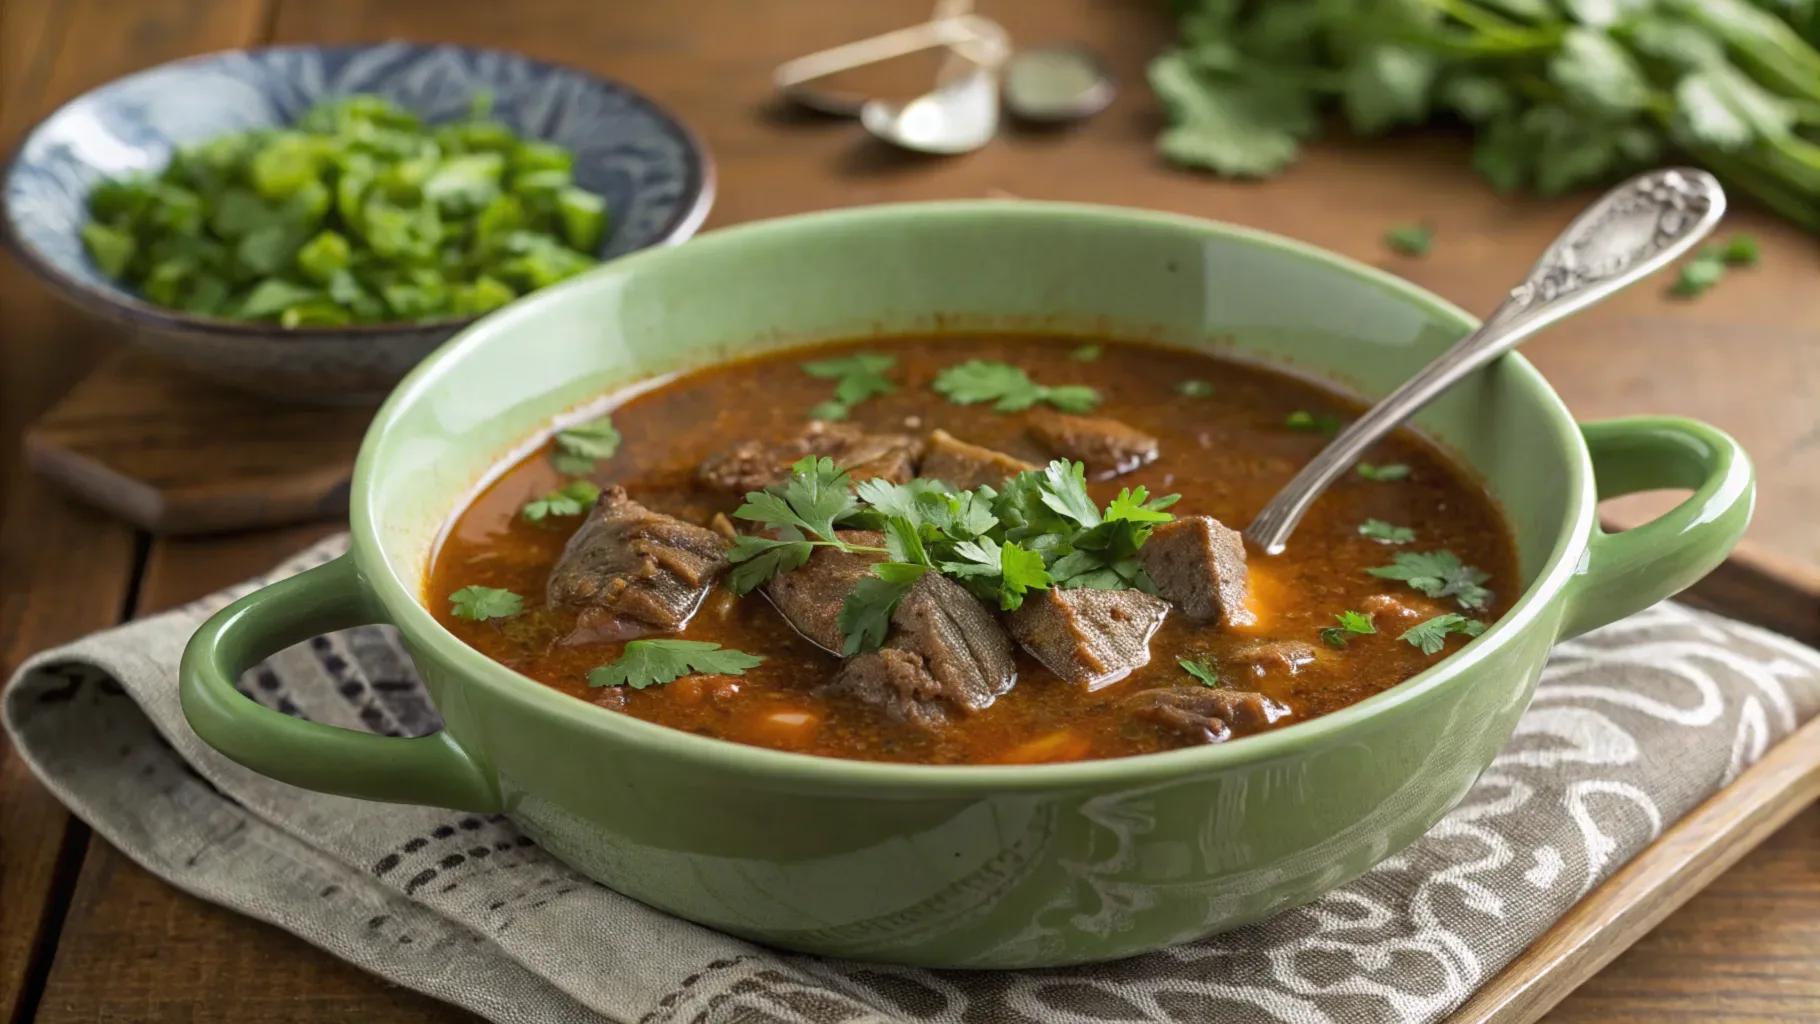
left=179, top=201, right=1753, bottom=967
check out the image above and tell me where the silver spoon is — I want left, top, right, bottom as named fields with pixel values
left=1244, top=168, right=1727, bottom=556
left=858, top=19, right=1009, bottom=155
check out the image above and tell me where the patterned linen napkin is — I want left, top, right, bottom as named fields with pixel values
left=7, top=534, right=1820, bottom=1024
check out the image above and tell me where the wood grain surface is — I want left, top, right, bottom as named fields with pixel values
left=3, top=1, right=1819, bottom=1022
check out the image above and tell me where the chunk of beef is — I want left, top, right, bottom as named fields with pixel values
left=826, top=573, right=1017, bottom=729
left=547, top=487, right=730, bottom=643
left=762, top=530, right=886, bottom=652
left=1007, top=587, right=1170, bottom=689
left=696, top=421, right=922, bottom=494
left=1027, top=408, right=1159, bottom=478
left=1126, top=686, right=1292, bottom=744
left=1137, top=515, right=1254, bottom=627
left=1229, top=640, right=1317, bottom=677
left=919, top=429, right=1038, bottom=489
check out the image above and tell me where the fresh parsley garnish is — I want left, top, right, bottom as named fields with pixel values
left=1320, top=610, right=1378, bottom=648
left=449, top=586, right=523, bottom=621
left=1399, top=614, right=1487, bottom=655
left=521, top=480, right=601, bottom=521
left=932, top=359, right=1101, bottom=413
left=1384, top=224, right=1432, bottom=257
left=1356, top=462, right=1410, bottom=482
left=801, top=353, right=897, bottom=420
left=586, top=639, right=764, bottom=689
left=1670, top=256, right=1725, bottom=299
left=1716, top=234, right=1759, bottom=268
left=1358, top=519, right=1415, bottom=544
left=724, top=456, right=1177, bottom=653
left=1286, top=410, right=1344, bottom=434
left=1368, top=550, right=1493, bottom=611
left=550, top=416, right=621, bottom=475
left=1070, top=344, right=1103, bottom=361
left=1178, top=657, right=1221, bottom=686
left=1177, top=379, right=1214, bottom=397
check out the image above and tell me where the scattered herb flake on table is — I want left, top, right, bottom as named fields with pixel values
left=587, top=639, right=764, bottom=689
left=79, top=92, right=608, bottom=326
left=449, top=586, right=523, bottom=621
left=1383, top=224, right=1432, bottom=257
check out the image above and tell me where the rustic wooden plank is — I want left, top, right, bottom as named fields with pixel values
left=0, top=475, right=136, bottom=1024
left=33, top=524, right=469, bottom=1024
left=1455, top=714, right=1820, bottom=1024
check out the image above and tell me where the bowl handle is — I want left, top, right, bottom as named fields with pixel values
left=1558, top=416, right=1754, bottom=640
left=179, top=553, right=502, bottom=812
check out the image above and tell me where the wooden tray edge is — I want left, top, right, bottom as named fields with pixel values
left=1448, top=712, right=1820, bottom=1024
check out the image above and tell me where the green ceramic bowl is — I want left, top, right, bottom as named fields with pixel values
left=178, top=202, right=1753, bottom=968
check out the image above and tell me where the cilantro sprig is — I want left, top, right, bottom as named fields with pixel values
left=1358, top=519, right=1415, bottom=544
left=1400, top=614, right=1487, bottom=655
left=801, top=353, right=897, bottom=420
left=1320, top=610, right=1377, bottom=649
left=932, top=360, right=1100, bottom=413
left=521, top=480, right=601, bottom=521
left=1178, top=657, right=1221, bottom=687
left=726, top=456, right=1180, bottom=654
left=1368, top=550, right=1493, bottom=611
left=587, top=639, right=764, bottom=689
left=449, top=586, right=523, bottom=621
left=550, top=415, right=621, bottom=475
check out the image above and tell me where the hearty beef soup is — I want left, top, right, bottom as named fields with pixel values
left=428, top=335, right=1519, bottom=764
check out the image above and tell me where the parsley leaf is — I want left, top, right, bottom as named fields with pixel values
left=733, top=456, right=860, bottom=542
left=1368, top=550, right=1494, bottom=611
left=586, top=639, right=764, bottom=689
left=1038, top=460, right=1102, bottom=529
left=1320, top=610, right=1378, bottom=648
left=1071, top=344, right=1102, bottom=361
left=883, top=515, right=934, bottom=567
left=802, top=353, right=897, bottom=415
left=1286, top=410, right=1345, bottom=434
left=1670, top=256, right=1725, bottom=298
left=932, top=360, right=1102, bottom=413
left=837, top=574, right=918, bottom=655
left=725, top=533, right=814, bottom=594
left=1359, top=519, right=1415, bottom=544
left=1383, top=224, right=1432, bottom=257
left=449, top=586, right=523, bottom=621
left=551, top=416, right=620, bottom=475
left=1356, top=462, right=1410, bottom=482
left=1717, top=234, right=1759, bottom=267
left=1105, top=486, right=1177, bottom=524
left=853, top=477, right=952, bottom=524
left=521, top=480, right=601, bottom=521
left=1178, top=657, right=1221, bottom=687
left=1177, top=379, right=1214, bottom=397
left=1399, top=614, right=1488, bottom=655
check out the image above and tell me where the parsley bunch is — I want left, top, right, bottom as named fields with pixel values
left=725, top=456, right=1180, bottom=654
left=1154, top=0, right=1820, bottom=233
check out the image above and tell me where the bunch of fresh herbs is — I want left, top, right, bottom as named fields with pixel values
left=725, top=456, right=1179, bottom=654
left=80, top=92, right=607, bottom=326
left=1152, top=0, right=1820, bottom=232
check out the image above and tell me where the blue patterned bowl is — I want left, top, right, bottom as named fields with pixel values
left=2, top=43, right=713, bottom=404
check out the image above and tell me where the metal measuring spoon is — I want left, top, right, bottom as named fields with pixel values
left=857, top=18, right=1009, bottom=155
left=1003, top=46, right=1115, bottom=123
left=1244, top=168, right=1727, bottom=555
left=774, top=12, right=999, bottom=118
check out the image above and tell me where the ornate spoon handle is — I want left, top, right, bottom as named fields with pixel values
left=1243, top=167, right=1727, bottom=555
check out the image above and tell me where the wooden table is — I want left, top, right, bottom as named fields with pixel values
left=3, top=1, right=1817, bottom=1021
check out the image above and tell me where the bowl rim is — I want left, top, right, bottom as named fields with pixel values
left=0, top=41, right=716, bottom=342
left=353, top=199, right=1594, bottom=793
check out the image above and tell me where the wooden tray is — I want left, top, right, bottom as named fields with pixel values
left=1452, top=711, right=1820, bottom=1023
